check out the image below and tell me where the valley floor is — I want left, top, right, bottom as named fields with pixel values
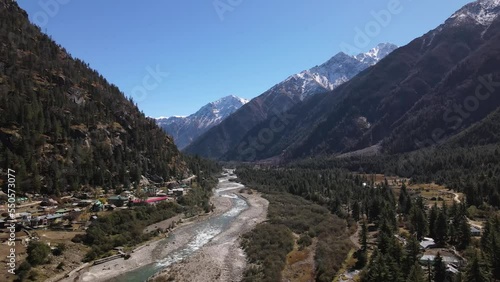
left=60, top=185, right=268, bottom=282
left=150, top=191, right=268, bottom=282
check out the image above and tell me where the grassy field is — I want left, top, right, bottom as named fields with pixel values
left=356, top=173, right=464, bottom=208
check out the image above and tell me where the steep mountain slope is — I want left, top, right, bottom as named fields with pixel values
left=0, top=0, right=187, bottom=194
left=185, top=43, right=397, bottom=159
left=156, top=95, right=248, bottom=149
left=224, top=0, right=500, bottom=161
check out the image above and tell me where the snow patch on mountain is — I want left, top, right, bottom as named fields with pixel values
left=156, top=95, right=248, bottom=149
left=279, top=43, right=398, bottom=100
left=449, top=0, right=500, bottom=26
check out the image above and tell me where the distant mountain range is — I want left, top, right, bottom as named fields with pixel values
left=218, top=0, right=500, bottom=162
left=184, top=43, right=398, bottom=158
left=156, top=95, right=248, bottom=149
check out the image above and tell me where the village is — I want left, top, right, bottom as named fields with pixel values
left=336, top=174, right=487, bottom=282
left=0, top=180, right=191, bottom=230
left=0, top=175, right=196, bottom=279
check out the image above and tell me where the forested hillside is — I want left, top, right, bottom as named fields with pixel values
left=0, top=0, right=188, bottom=195
left=292, top=141, right=500, bottom=209
left=237, top=165, right=500, bottom=281
left=222, top=2, right=500, bottom=162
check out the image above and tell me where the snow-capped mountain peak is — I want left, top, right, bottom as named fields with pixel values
left=197, top=95, right=249, bottom=122
left=156, top=95, right=248, bottom=149
left=355, top=43, right=398, bottom=65
left=281, top=43, right=398, bottom=100
left=449, top=0, right=500, bottom=26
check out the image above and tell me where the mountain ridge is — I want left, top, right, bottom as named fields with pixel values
left=156, top=95, right=248, bottom=149
left=0, top=0, right=188, bottom=194
left=184, top=43, right=397, bottom=158
left=221, top=0, right=500, bottom=162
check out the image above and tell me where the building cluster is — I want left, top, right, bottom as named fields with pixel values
left=0, top=183, right=191, bottom=238
left=394, top=226, right=483, bottom=281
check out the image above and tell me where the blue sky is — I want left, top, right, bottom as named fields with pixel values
left=17, top=0, right=472, bottom=117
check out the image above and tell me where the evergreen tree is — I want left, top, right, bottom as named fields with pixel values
left=489, top=233, right=500, bottom=280
left=362, top=250, right=403, bottom=282
left=352, top=201, right=360, bottom=221
left=464, top=252, right=492, bottom=282
left=428, top=204, right=438, bottom=238
left=449, top=223, right=457, bottom=245
left=433, top=252, right=446, bottom=282
left=360, top=220, right=368, bottom=251
left=481, top=217, right=500, bottom=280
left=406, top=262, right=425, bottom=282
left=405, top=234, right=421, bottom=270
left=457, top=216, right=471, bottom=250
left=378, top=220, right=395, bottom=255
left=410, top=204, right=428, bottom=240
left=434, top=211, right=448, bottom=245
left=399, top=183, right=410, bottom=214
left=481, top=220, right=492, bottom=251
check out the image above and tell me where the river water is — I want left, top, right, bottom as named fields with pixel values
left=110, top=172, right=247, bottom=282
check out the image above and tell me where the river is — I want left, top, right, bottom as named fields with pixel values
left=109, top=171, right=249, bottom=282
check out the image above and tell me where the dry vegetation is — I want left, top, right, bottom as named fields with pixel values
left=241, top=192, right=353, bottom=282
left=282, top=236, right=317, bottom=282
left=358, top=173, right=465, bottom=208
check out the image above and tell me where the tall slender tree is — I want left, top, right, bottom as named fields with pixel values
left=406, top=262, right=425, bottom=282
left=464, top=252, right=492, bottom=282
left=433, top=252, right=446, bottom=282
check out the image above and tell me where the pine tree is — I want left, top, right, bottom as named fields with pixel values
left=405, top=234, right=421, bottom=270
left=399, top=183, right=410, bottom=215
left=352, top=201, right=360, bottom=221
left=458, top=216, right=471, bottom=250
left=406, top=262, right=425, bottom=282
left=482, top=220, right=491, bottom=247
left=360, top=220, right=368, bottom=251
left=464, top=252, right=492, bottom=282
left=410, top=205, right=428, bottom=240
left=434, top=211, right=448, bottom=245
left=490, top=233, right=500, bottom=280
left=362, top=251, right=385, bottom=282
left=433, top=252, right=446, bottom=282
left=482, top=218, right=500, bottom=280
left=428, top=204, right=438, bottom=238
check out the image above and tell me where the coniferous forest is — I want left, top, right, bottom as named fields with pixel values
left=236, top=165, right=500, bottom=281
left=0, top=2, right=192, bottom=195
left=2, top=0, right=500, bottom=282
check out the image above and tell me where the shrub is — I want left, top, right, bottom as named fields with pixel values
left=52, top=243, right=66, bottom=256
left=298, top=233, right=312, bottom=249
left=71, top=234, right=85, bottom=243
left=27, top=241, right=51, bottom=266
left=16, top=261, right=32, bottom=281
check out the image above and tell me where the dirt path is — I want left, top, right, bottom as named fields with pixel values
left=349, top=222, right=361, bottom=249
left=452, top=191, right=461, bottom=204
left=150, top=191, right=269, bottom=282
